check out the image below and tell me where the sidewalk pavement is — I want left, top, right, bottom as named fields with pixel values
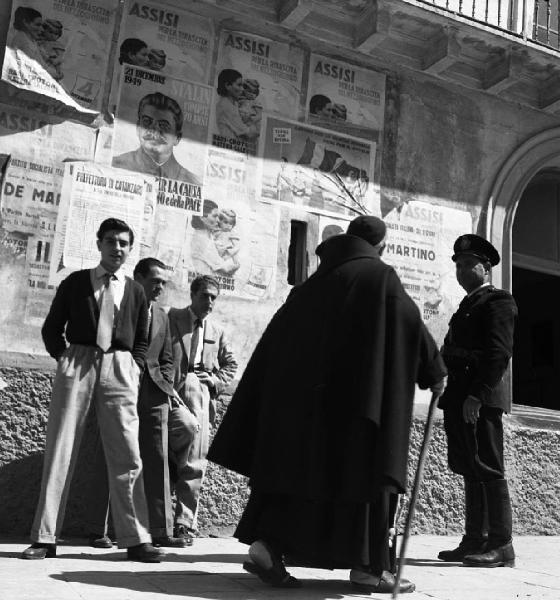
left=1, top=536, right=559, bottom=600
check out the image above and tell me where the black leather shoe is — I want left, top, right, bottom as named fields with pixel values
left=127, top=543, right=164, bottom=563
left=438, top=537, right=487, bottom=562
left=89, top=533, right=113, bottom=549
left=174, top=525, right=194, bottom=546
left=21, top=543, right=56, bottom=560
left=153, top=535, right=189, bottom=548
left=350, top=569, right=415, bottom=594
left=463, top=541, right=515, bottom=568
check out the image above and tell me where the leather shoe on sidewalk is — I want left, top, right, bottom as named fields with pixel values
left=153, top=535, right=189, bottom=548
left=21, top=543, right=56, bottom=560
left=463, top=541, right=515, bottom=568
left=350, top=569, right=415, bottom=594
left=127, top=543, right=164, bottom=563
left=174, top=525, right=194, bottom=546
left=89, top=533, right=113, bottom=549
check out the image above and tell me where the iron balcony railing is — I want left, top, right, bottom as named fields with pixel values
left=417, top=0, right=560, bottom=50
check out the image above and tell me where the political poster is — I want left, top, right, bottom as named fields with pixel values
left=0, top=155, right=63, bottom=235
left=204, top=146, right=258, bottom=205
left=1, top=0, right=119, bottom=113
left=0, top=102, right=96, bottom=162
left=25, top=231, right=56, bottom=326
left=112, top=66, right=211, bottom=214
left=182, top=198, right=280, bottom=299
left=307, top=54, right=385, bottom=141
left=259, top=116, right=378, bottom=219
left=114, top=1, right=213, bottom=85
left=209, top=30, right=305, bottom=156
left=383, top=201, right=472, bottom=342
left=49, top=161, right=149, bottom=285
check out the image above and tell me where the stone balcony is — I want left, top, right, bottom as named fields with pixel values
left=192, top=0, right=560, bottom=112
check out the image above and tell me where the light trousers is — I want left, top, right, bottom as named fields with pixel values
left=168, top=372, right=210, bottom=531
left=30, top=344, right=151, bottom=548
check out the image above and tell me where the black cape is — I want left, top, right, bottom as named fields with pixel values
left=209, top=234, right=446, bottom=502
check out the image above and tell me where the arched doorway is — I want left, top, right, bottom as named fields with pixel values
left=487, top=128, right=560, bottom=411
left=511, top=172, right=560, bottom=410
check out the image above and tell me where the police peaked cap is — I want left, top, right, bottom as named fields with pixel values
left=452, top=234, right=500, bottom=267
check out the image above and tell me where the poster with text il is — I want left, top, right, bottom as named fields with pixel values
left=307, top=54, right=385, bottom=141
left=112, top=66, right=210, bottom=214
left=209, top=30, right=305, bottom=156
left=259, top=116, right=378, bottom=219
left=49, top=162, right=147, bottom=284
left=1, top=0, right=119, bottom=112
left=384, top=201, right=472, bottom=343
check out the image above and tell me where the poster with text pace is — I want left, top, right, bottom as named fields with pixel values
left=209, top=30, right=304, bottom=156
left=1, top=0, right=119, bottom=113
left=112, top=66, right=211, bottom=215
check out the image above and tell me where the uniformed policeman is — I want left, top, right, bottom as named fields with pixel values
left=438, top=234, right=517, bottom=568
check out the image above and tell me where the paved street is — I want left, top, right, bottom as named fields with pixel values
left=1, top=536, right=559, bottom=599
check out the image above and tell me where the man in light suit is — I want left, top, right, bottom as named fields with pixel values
left=88, top=257, right=188, bottom=548
left=167, top=274, right=237, bottom=545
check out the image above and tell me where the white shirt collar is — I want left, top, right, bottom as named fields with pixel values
left=94, top=264, right=126, bottom=282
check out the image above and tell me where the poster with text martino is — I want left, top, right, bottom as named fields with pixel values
left=0, top=155, right=63, bottom=235
left=49, top=162, right=148, bottom=285
left=112, top=66, right=211, bottom=215
left=307, top=54, right=385, bottom=141
left=0, top=103, right=96, bottom=162
left=383, top=201, right=472, bottom=344
left=259, top=116, right=378, bottom=219
left=209, top=30, right=305, bottom=156
left=2, top=0, right=119, bottom=112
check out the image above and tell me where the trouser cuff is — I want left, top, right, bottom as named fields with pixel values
left=117, top=533, right=152, bottom=549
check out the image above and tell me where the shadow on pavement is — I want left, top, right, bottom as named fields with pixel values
left=161, top=553, right=245, bottom=564
left=405, top=557, right=459, bottom=567
left=51, top=571, right=350, bottom=598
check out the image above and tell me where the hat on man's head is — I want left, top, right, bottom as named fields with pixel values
left=347, top=215, right=386, bottom=247
left=452, top=234, right=500, bottom=266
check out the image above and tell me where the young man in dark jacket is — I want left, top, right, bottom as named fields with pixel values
left=22, top=218, right=161, bottom=563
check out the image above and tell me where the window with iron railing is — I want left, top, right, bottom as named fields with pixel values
left=417, top=0, right=560, bottom=50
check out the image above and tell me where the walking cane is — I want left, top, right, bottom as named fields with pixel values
left=392, top=391, right=440, bottom=599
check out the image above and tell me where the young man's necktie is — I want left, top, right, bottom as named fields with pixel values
left=96, top=273, right=115, bottom=352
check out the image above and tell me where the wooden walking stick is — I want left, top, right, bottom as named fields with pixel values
left=392, top=391, right=440, bottom=599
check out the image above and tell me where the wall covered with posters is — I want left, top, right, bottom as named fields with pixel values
left=2, top=0, right=560, bottom=537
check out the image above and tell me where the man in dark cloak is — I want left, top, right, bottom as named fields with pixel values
left=208, top=215, right=447, bottom=594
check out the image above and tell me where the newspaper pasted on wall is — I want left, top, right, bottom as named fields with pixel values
left=209, top=30, right=305, bottom=156
left=307, top=54, right=386, bottom=142
left=1, top=0, right=119, bottom=113
left=109, top=1, right=214, bottom=110
left=112, top=65, right=211, bottom=215
left=259, top=116, right=378, bottom=219
left=384, top=201, right=472, bottom=343
left=49, top=161, right=150, bottom=287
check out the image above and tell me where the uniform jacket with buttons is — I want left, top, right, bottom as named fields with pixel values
left=439, top=285, right=517, bottom=412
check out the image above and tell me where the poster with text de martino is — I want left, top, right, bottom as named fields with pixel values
left=2, top=0, right=119, bottom=113
left=112, top=65, right=211, bottom=215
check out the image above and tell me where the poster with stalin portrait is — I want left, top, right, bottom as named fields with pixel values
left=209, top=30, right=304, bottom=156
left=112, top=66, right=212, bottom=215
